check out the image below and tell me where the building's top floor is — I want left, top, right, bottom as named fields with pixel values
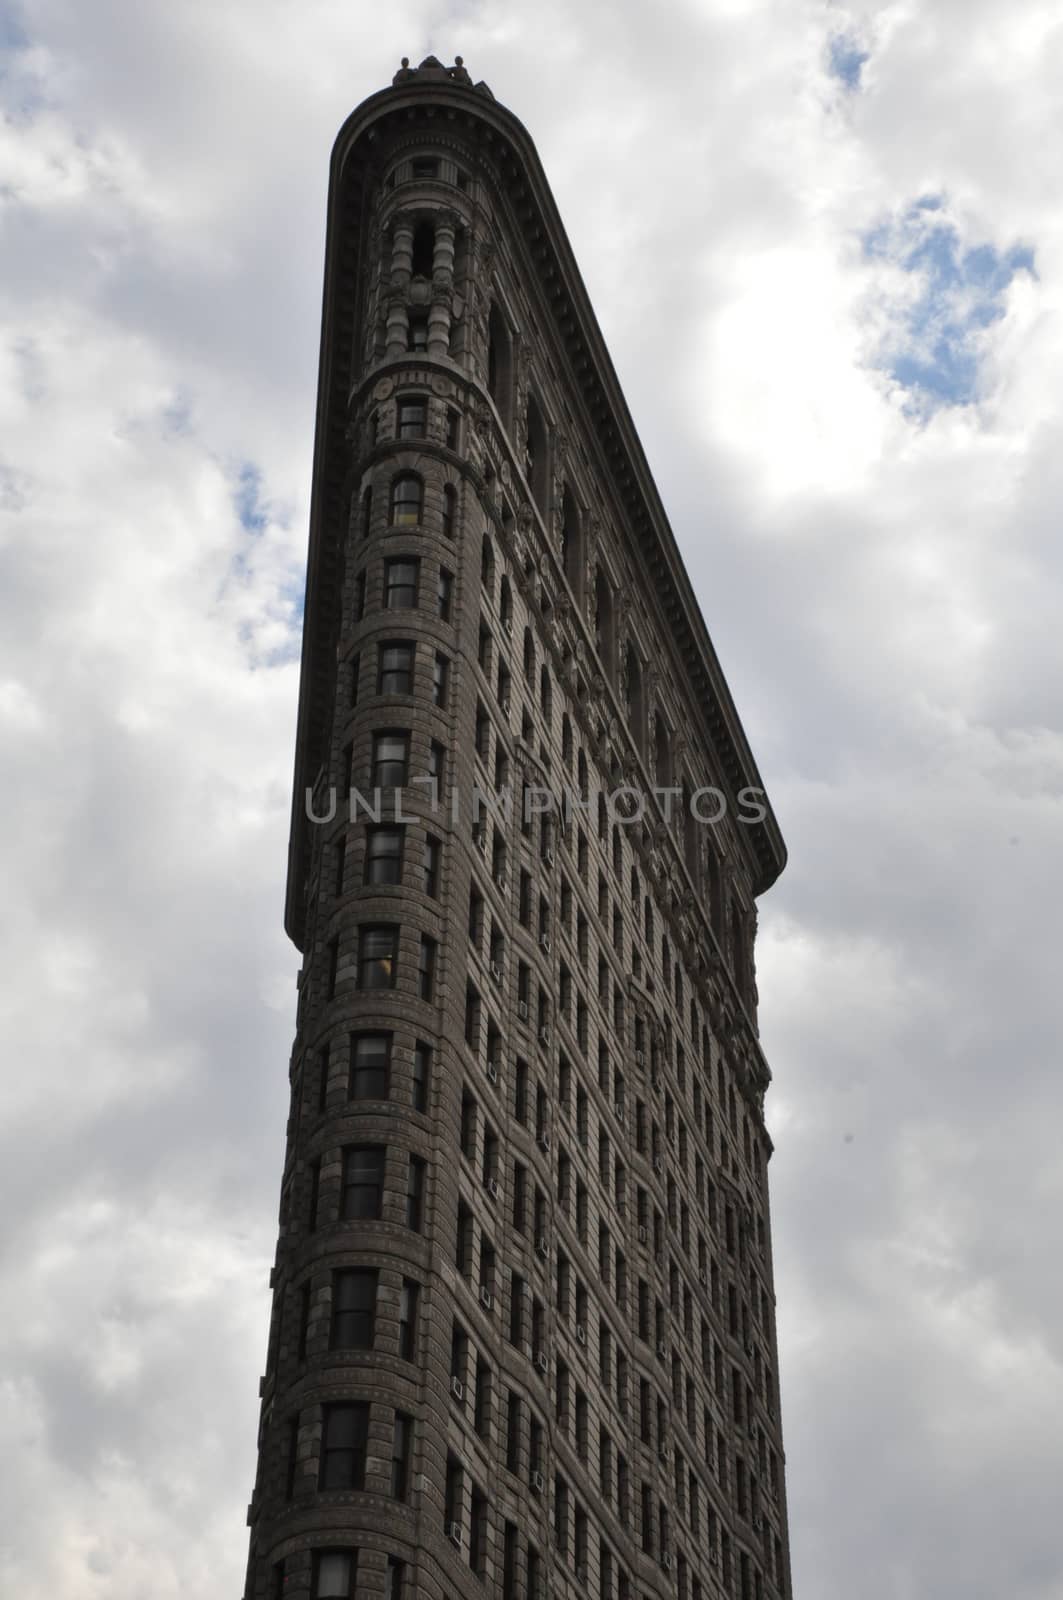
left=286, top=55, right=786, bottom=946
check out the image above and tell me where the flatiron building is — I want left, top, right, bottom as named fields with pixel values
left=244, top=53, right=794, bottom=1600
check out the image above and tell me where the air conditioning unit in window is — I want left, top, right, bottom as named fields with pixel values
left=534, top=1351, right=549, bottom=1375
left=495, top=873, right=507, bottom=892
left=490, top=963, right=503, bottom=985
left=656, top=1340, right=667, bottom=1359
left=614, top=1103, right=625, bottom=1124
left=531, top=1469, right=545, bottom=1493
left=745, top=1341, right=755, bottom=1357
left=653, top=1156, right=664, bottom=1174
left=503, top=618, right=513, bottom=637
left=535, top=1234, right=549, bottom=1257
left=575, top=1322, right=587, bottom=1346
left=635, top=1050, right=646, bottom=1066
left=450, top=1375, right=464, bottom=1402
left=662, top=1553, right=673, bottom=1572
left=538, top=1026, right=551, bottom=1045
left=754, top=1515, right=764, bottom=1532
left=475, top=832, right=487, bottom=856
left=709, top=1546, right=720, bottom=1567
left=638, top=1225, right=649, bottom=1245
left=486, top=1177, right=500, bottom=1201
left=446, top=1519, right=463, bottom=1547
left=543, top=849, right=554, bottom=866
left=699, top=1269, right=708, bottom=1288
left=480, top=1286, right=494, bottom=1312
left=486, top=1060, right=498, bottom=1084
left=539, top=934, right=551, bottom=953
left=537, top=1133, right=551, bottom=1155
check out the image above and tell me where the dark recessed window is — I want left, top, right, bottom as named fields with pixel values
left=446, top=408, right=460, bottom=449
left=371, top=730, right=408, bottom=789
left=437, top=567, right=453, bottom=621
left=349, top=1032, right=391, bottom=1099
left=384, top=558, right=419, bottom=610
left=442, top=483, right=457, bottom=539
left=341, top=1145, right=385, bottom=1220
left=406, top=1155, right=426, bottom=1231
left=418, top=934, right=437, bottom=1000
left=389, top=473, right=422, bottom=526
left=399, top=1278, right=419, bottom=1359
left=456, top=169, right=470, bottom=192
left=422, top=834, right=441, bottom=898
left=378, top=642, right=414, bottom=695
left=357, top=925, right=398, bottom=989
left=365, top=826, right=404, bottom=887
left=411, top=157, right=439, bottom=179
left=412, top=1042, right=431, bottom=1112
left=407, top=315, right=428, bottom=353
left=397, top=398, right=427, bottom=439
left=331, top=1267, right=378, bottom=1349
left=391, top=1411, right=413, bottom=1499
left=312, top=1550, right=357, bottom=1599
left=432, top=653, right=449, bottom=708
left=320, top=1403, right=369, bottom=1490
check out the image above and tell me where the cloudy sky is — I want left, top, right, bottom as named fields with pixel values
left=3, top=1, right=1062, bottom=1596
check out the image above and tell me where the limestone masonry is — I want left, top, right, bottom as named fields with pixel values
left=243, top=54, right=794, bottom=1600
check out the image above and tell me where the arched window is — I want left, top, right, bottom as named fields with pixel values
left=487, top=304, right=512, bottom=428
left=525, top=393, right=549, bottom=516
left=594, top=571, right=615, bottom=678
left=561, top=485, right=583, bottom=596
left=523, top=627, right=535, bottom=685
left=562, top=714, right=573, bottom=768
left=411, top=219, right=435, bottom=279
left=442, top=483, right=457, bottom=539
left=499, top=576, right=513, bottom=630
left=389, top=473, right=422, bottom=527
left=481, top=535, right=495, bottom=596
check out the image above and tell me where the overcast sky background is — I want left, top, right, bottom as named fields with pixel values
left=2, top=1, right=1062, bottom=1596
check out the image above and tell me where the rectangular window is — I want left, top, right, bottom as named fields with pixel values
left=437, top=567, right=454, bottom=620
left=412, top=1041, right=431, bottom=1112
left=378, top=641, right=414, bottom=695
left=313, top=1551, right=358, bottom=1599
left=399, top=1278, right=419, bottom=1361
left=422, top=834, right=441, bottom=897
left=371, top=730, right=409, bottom=789
left=320, top=1404, right=369, bottom=1490
left=386, top=1556, right=405, bottom=1600
left=446, top=407, right=460, bottom=449
left=341, top=1145, right=385, bottom=1219
left=357, top=924, right=398, bottom=989
left=331, top=1268, right=378, bottom=1349
left=397, top=397, right=427, bottom=439
left=418, top=934, right=437, bottom=999
left=406, top=1155, right=426, bottom=1231
left=407, top=314, right=428, bottom=352
left=469, top=1486, right=487, bottom=1574
left=391, top=1411, right=413, bottom=1500
left=384, top=557, right=420, bottom=609
left=364, top=825, right=404, bottom=886
left=432, top=652, right=449, bottom=707
left=348, top=1032, right=390, bottom=1100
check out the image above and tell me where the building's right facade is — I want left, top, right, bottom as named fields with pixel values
left=245, top=54, right=792, bottom=1600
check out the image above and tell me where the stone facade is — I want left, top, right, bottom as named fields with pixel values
left=243, top=54, right=793, bottom=1600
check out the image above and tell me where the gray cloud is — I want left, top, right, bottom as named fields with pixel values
left=2, top=2, right=1062, bottom=1597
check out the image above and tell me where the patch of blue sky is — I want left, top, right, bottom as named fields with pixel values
left=0, top=5, right=28, bottom=52
left=233, top=462, right=269, bottom=534
left=828, top=34, right=869, bottom=90
left=861, top=196, right=1036, bottom=416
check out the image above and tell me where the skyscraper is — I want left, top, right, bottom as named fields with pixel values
left=244, top=54, right=792, bottom=1600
